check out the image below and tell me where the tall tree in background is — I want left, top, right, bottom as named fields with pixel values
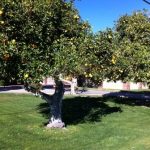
left=114, top=11, right=150, bottom=84
left=91, top=29, right=119, bottom=82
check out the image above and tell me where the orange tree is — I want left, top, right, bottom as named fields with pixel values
left=80, top=28, right=119, bottom=86
left=0, top=0, right=91, bottom=84
left=114, top=11, right=150, bottom=85
left=82, top=11, right=150, bottom=87
left=92, top=29, right=119, bottom=82
left=0, top=0, right=92, bottom=127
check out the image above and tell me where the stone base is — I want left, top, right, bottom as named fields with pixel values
left=46, top=120, right=65, bottom=128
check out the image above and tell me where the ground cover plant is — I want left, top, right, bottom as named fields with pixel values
left=0, top=94, right=150, bottom=150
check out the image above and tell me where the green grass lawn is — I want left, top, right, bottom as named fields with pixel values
left=0, top=94, right=150, bottom=150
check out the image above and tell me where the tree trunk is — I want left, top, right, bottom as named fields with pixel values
left=70, top=82, right=76, bottom=95
left=46, top=79, right=65, bottom=128
left=59, top=77, right=77, bottom=95
left=70, top=77, right=77, bottom=95
left=39, top=75, right=77, bottom=128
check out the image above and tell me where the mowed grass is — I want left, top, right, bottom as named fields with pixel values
left=0, top=94, right=150, bottom=150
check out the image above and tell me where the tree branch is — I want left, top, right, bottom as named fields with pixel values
left=143, top=0, right=150, bottom=5
left=59, top=74, right=72, bottom=85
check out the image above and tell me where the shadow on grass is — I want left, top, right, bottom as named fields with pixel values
left=103, top=90, right=150, bottom=107
left=38, top=96, right=121, bottom=126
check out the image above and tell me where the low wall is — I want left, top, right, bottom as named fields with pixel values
left=42, top=78, right=149, bottom=90
left=102, top=80, right=148, bottom=90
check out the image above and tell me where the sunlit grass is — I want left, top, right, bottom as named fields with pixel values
left=0, top=94, right=150, bottom=150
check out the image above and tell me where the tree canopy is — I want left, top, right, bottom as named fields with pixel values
left=0, top=1, right=150, bottom=86
left=0, top=0, right=91, bottom=85
left=114, top=11, right=150, bottom=84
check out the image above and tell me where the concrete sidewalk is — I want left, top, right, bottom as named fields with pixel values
left=0, top=85, right=150, bottom=100
left=0, top=85, right=111, bottom=96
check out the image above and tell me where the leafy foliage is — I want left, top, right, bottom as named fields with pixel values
left=0, top=0, right=90, bottom=84
left=115, top=11, right=150, bottom=83
left=0, top=1, right=150, bottom=87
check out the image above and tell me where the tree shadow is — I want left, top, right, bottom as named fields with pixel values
left=37, top=96, right=121, bottom=126
left=103, top=90, right=150, bottom=107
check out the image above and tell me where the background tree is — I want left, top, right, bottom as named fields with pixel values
left=114, top=11, right=150, bottom=85
left=92, top=29, right=119, bottom=82
left=81, top=28, right=119, bottom=86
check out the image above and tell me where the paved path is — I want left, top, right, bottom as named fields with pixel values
left=0, top=85, right=110, bottom=96
left=0, top=85, right=150, bottom=100
left=0, top=85, right=118, bottom=96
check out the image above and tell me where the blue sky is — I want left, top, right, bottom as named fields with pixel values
left=75, top=0, right=150, bottom=32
